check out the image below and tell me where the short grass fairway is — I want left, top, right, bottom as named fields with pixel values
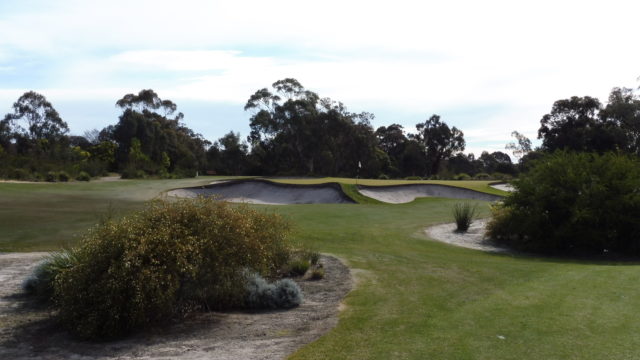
left=3, top=178, right=640, bottom=359
left=0, top=177, right=223, bottom=251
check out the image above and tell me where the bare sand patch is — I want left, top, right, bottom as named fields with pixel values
left=359, top=184, right=503, bottom=204
left=489, top=183, right=514, bottom=192
left=0, top=254, right=352, bottom=360
left=425, top=219, right=511, bottom=253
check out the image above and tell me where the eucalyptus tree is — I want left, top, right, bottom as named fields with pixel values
left=2, top=91, right=69, bottom=146
left=413, top=114, right=465, bottom=176
left=245, top=78, right=380, bottom=176
left=110, top=89, right=208, bottom=177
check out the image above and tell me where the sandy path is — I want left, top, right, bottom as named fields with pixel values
left=0, top=254, right=352, bottom=360
left=425, top=219, right=511, bottom=253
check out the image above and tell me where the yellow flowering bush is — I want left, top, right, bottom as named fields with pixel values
left=54, top=197, right=291, bottom=339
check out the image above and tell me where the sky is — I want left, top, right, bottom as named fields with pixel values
left=0, top=0, right=639, bottom=157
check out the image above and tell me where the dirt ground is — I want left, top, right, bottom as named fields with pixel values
left=0, top=253, right=352, bottom=360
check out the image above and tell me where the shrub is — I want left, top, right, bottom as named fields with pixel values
left=57, top=171, right=70, bottom=182
left=309, top=251, right=321, bottom=265
left=487, top=151, right=640, bottom=256
left=452, top=202, right=477, bottom=233
left=45, top=171, right=57, bottom=182
left=288, top=259, right=310, bottom=276
left=121, top=167, right=146, bottom=179
left=404, top=176, right=422, bottom=181
left=245, top=273, right=303, bottom=309
left=491, top=172, right=513, bottom=181
left=378, top=174, right=390, bottom=180
left=54, top=197, right=292, bottom=339
left=75, top=171, right=91, bottom=181
left=24, top=250, right=79, bottom=302
left=310, top=267, right=325, bottom=280
left=474, top=172, right=491, bottom=180
left=8, top=168, right=32, bottom=180
left=454, top=173, right=471, bottom=180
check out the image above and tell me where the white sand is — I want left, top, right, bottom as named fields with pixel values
left=490, top=183, right=514, bottom=192
left=359, top=184, right=503, bottom=204
left=168, top=181, right=354, bottom=205
left=425, top=219, right=511, bottom=253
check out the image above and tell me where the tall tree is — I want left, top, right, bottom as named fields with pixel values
left=245, top=79, right=380, bottom=176
left=505, top=131, right=532, bottom=161
left=2, top=91, right=68, bottom=142
left=109, top=89, right=208, bottom=177
left=538, top=96, right=627, bottom=153
left=413, top=115, right=465, bottom=175
left=599, top=87, right=640, bottom=154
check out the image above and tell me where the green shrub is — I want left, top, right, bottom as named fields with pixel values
left=487, top=151, right=640, bottom=256
left=452, top=202, right=477, bottom=233
left=45, top=171, right=57, bottom=182
left=309, top=251, right=321, bottom=265
left=57, top=171, right=70, bottom=182
left=474, top=172, right=491, bottom=180
left=404, top=176, right=422, bottom=181
left=24, top=250, right=79, bottom=302
left=8, top=168, right=32, bottom=180
left=121, top=167, right=146, bottom=179
left=288, top=259, right=310, bottom=276
left=245, top=273, right=303, bottom=309
left=75, top=171, right=91, bottom=181
left=310, top=267, right=325, bottom=280
left=378, top=174, right=390, bottom=180
left=491, top=172, right=512, bottom=181
left=454, top=173, right=471, bottom=180
left=54, top=197, right=292, bottom=339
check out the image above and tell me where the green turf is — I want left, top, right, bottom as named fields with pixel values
left=3, top=178, right=639, bottom=359
left=0, top=177, right=221, bottom=251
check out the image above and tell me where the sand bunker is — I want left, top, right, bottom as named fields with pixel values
left=490, top=183, right=514, bottom=192
left=425, top=219, right=510, bottom=253
left=358, top=184, right=503, bottom=204
left=168, top=180, right=355, bottom=205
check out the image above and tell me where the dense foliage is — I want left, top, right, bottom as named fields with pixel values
left=487, top=151, right=640, bottom=256
left=53, top=198, right=293, bottom=339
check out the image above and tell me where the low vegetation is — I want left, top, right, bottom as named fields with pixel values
left=23, top=249, right=78, bottom=301
left=245, top=273, right=303, bottom=309
left=43, top=197, right=296, bottom=339
left=452, top=202, right=477, bottom=233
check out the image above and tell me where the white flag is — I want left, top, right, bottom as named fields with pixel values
left=358, top=161, right=362, bottom=168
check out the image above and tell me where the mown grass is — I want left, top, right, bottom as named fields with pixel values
left=0, top=177, right=221, bottom=251
left=3, top=178, right=640, bottom=359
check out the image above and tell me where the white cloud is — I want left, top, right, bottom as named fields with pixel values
left=0, top=0, right=639, bottom=154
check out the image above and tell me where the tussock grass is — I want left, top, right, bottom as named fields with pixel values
left=452, top=202, right=477, bottom=233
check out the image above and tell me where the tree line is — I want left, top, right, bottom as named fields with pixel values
left=1, top=79, right=638, bottom=181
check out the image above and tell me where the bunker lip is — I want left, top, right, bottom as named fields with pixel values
left=357, top=183, right=504, bottom=204
left=167, top=178, right=356, bottom=205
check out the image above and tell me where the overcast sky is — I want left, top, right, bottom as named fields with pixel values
left=1, top=0, right=638, bottom=157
